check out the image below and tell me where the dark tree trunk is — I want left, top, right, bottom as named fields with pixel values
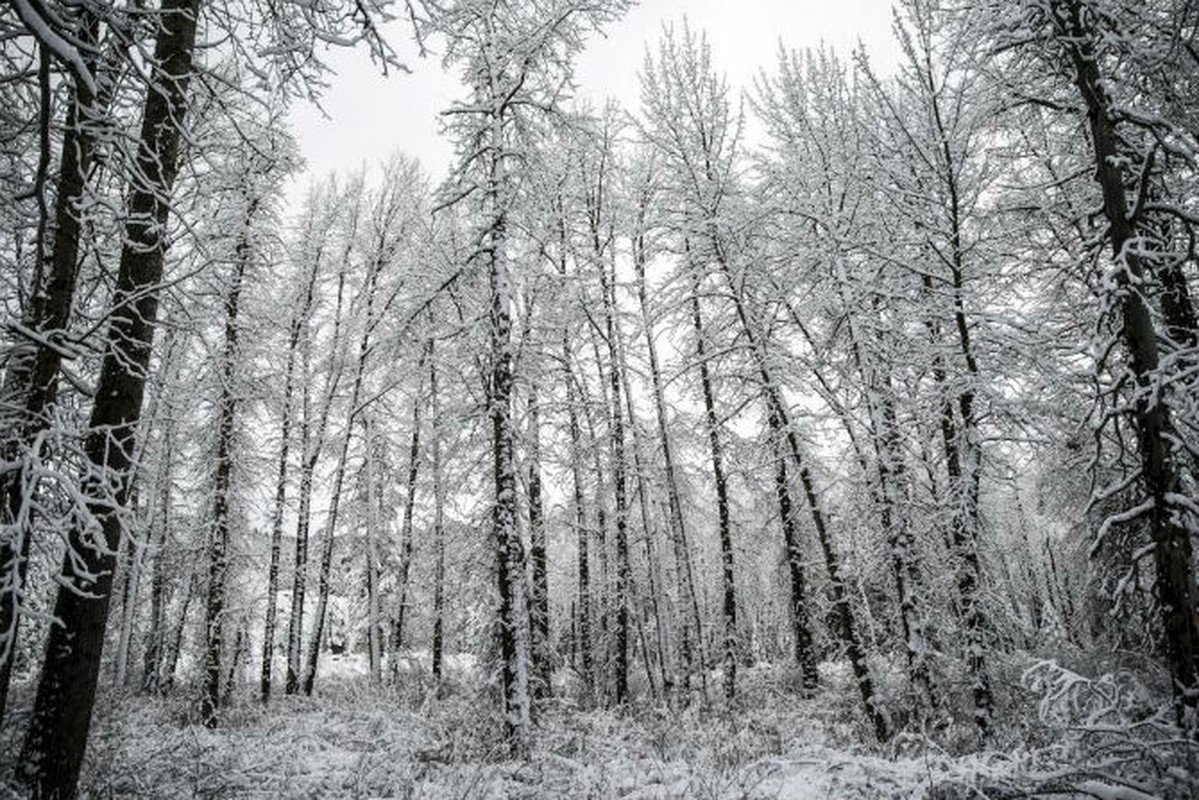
left=598, top=251, right=631, bottom=705
left=285, top=409, right=314, bottom=695
left=261, top=249, right=318, bottom=702
left=770, top=418, right=819, bottom=690
left=17, top=0, right=201, bottom=792
left=0, top=8, right=102, bottom=728
left=622, top=344, right=670, bottom=699
left=164, top=570, right=196, bottom=690
left=287, top=250, right=348, bottom=695
left=363, top=417, right=383, bottom=685
left=565, top=343, right=593, bottom=703
left=430, top=351, right=446, bottom=681
left=489, top=203, right=530, bottom=745
left=1057, top=0, right=1199, bottom=716
left=634, top=240, right=703, bottom=702
left=201, top=197, right=254, bottom=727
left=526, top=383, right=552, bottom=699
left=303, top=258, right=380, bottom=696
left=688, top=263, right=737, bottom=702
left=142, top=407, right=174, bottom=694
left=715, top=252, right=890, bottom=741
left=392, top=341, right=428, bottom=656
left=221, top=624, right=246, bottom=706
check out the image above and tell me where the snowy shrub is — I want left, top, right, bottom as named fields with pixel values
left=1014, top=659, right=1199, bottom=799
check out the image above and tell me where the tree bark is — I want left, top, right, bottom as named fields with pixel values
left=634, top=237, right=704, bottom=702
left=142, top=401, right=175, bottom=694
left=163, top=570, right=196, bottom=690
left=688, top=259, right=737, bottom=702
left=714, top=248, right=889, bottom=741
left=201, top=197, right=255, bottom=726
left=286, top=252, right=348, bottom=695
left=489, top=203, right=531, bottom=744
left=597, top=244, right=631, bottom=705
left=769, top=418, right=819, bottom=689
left=564, top=341, right=594, bottom=703
left=1057, top=0, right=1199, bottom=716
left=430, top=349, right=447, bottom=682
left=0, top=7, right=102, bottom=727
left=392, top=341, right=428, bottom=656
left=622, top=333, right=670, bottom=700
left=261, top=238, right=319, bottom=702
left=303, top=252, right=382, bottom=696
left=526, top=381, right=552, bottom=699
left=17, top=0, right=202, bottom=791
left=363, top=416, right=383, bottom=686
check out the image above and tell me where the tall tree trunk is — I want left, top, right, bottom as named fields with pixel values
left=113, top=489, right=143, bottom=690
left=580, top=352, right=612, bottom=705
left=114, top=333, right=177, bottom=691
left=286, top=256, right=348, bottom=695
left=526, top=381, right=552, bottom=699
left=622, top=341, right=670, bottom=699
left=564, top=342, right=594, bottom=703
left=688, top=261, right=737, bottom=702
left=285, top=391, right=314, bottom=695
left=17, top=0, right=202, bottom=791
left=0, top=8, right=102, bottom=727
left=363, top=416, right=383, bottom=686
left=634, top=239, right=704, bottom=702
left=598, top=249, right=631, bottom=705
left=142, top=405, right=175, bottom=694
left=392, top=341, right=428, bottom=655
left=837, top=273, right=934, bottom=709
left=1057, top=0, right=1199, bottom=716
left=164, top=570, right=196, bottom=690
left=201, top=197, right=255, bottom=727
left=876, top=388, right=934, bottom=706
left=303, top=254, right=382, bottom=696
left=714, top=249, right=889, bottom=741
left=222, top=623, right=247, bottom=706
left=769, top=419, right=819, bottom=690
left=261, top=246, right=319, bottom=703
left=921, top=280, right=990, bottom=737
left=489, top=202, right=531, bottom=745
left=430, top=350, right=447, bottom=682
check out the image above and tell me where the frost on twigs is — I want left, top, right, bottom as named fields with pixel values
left=1014, top=659, right=1199, bottom=799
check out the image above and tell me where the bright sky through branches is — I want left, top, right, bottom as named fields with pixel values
left=287, top=0, right=900, bottom=195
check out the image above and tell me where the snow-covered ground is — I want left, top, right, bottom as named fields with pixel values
left=1, top=655, right=1191, bottom=798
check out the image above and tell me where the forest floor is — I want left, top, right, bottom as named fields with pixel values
left=0, top=653, right=1191, bottom=799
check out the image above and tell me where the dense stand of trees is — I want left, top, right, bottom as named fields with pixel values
left=0, top=0, right=1196, bottom=795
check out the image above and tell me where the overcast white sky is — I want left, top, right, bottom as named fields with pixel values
left=287, top=1, right=900, bottom=194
